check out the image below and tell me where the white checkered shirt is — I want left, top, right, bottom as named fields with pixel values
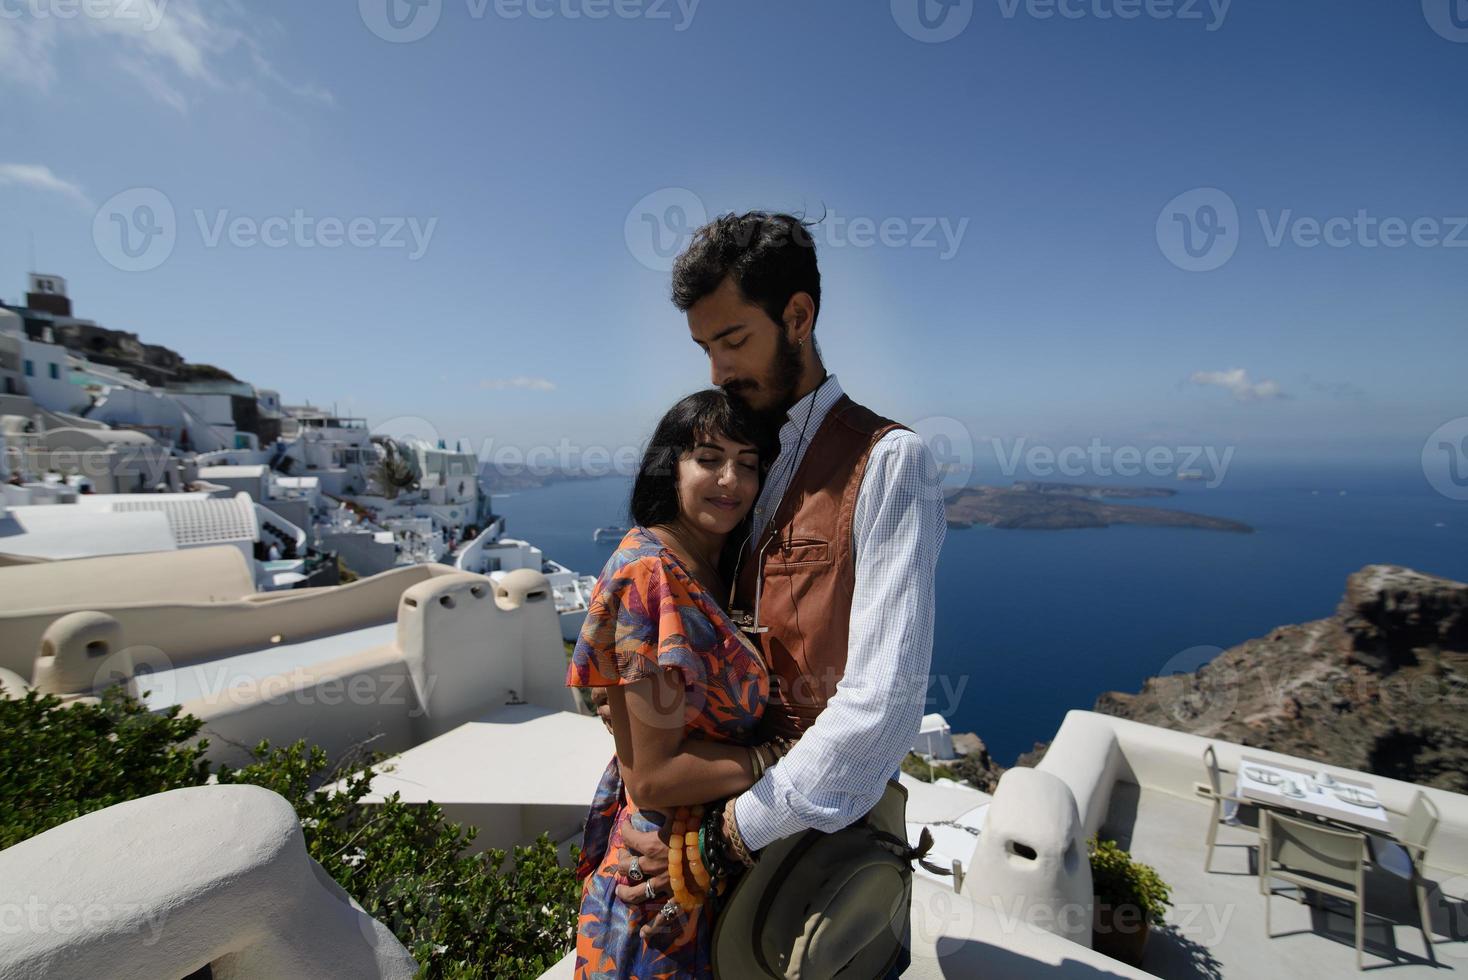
left=733, top=374, right=947, bottom=851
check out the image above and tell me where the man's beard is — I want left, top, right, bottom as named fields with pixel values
left=723, top=329, right=804, bottom=433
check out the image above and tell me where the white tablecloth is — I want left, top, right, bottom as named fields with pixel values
left=1234, top=757, right=1392, bottom=834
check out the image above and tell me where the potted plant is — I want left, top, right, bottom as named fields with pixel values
left=1088, top=836, right=1172, bottom=966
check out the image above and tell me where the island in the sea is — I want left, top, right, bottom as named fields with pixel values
left=944, top=482, right=1253, bottom=532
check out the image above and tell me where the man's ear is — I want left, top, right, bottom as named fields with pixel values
left=782, top=291, right=816, bottom=343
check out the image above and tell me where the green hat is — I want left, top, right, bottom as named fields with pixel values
left=711, top=780, right=919, bottom=979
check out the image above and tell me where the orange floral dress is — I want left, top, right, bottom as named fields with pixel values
left=565, top=526, right=769, bottom=979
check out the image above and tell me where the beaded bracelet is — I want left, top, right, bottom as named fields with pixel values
left=685, top=804, right=711, bottom=893
left=668, top=812, right=693, bottom=909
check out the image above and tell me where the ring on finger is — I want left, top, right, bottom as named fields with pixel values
left=644, top=880, right=657, bottom=901
left=660, top=899, right=680, bottom=919
left=628, top=854, right=644, bottom=882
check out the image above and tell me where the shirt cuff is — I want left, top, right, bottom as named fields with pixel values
left=733, top=773, right=808, bottom=853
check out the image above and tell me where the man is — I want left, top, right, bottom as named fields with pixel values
left=615, top=211, right=946, bottom=974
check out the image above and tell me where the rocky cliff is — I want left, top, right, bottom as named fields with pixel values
left=1087, top=565, right=1468, bottom=792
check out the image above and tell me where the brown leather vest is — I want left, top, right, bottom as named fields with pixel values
left=733, top=394, right=907, bottom=739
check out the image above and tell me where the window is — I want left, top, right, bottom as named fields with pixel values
left=23, top=359, right=33, bottom=377
left=48, top=363, right=59, bottom=380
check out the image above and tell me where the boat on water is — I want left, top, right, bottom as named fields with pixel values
left=592, top=525, right=627, bottom=543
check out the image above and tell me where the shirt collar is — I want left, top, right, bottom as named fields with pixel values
left=778, top=373, right=843, bottom=446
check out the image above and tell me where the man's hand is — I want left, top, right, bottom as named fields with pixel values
left=615, top=820, right=682, bottom=939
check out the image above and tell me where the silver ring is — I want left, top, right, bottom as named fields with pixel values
left=660, top=899, right=681, bottom=919
left=644, top=880, right=657, bottom=901
left=628, top=854, right=644, bottom=882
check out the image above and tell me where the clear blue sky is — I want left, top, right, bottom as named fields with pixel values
left=4, top=0, right=1464, bottom=474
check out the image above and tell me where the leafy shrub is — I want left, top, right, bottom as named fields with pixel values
left=1088, top=836, right=1172, bottom=926
left=0, top=687, right=580, bottom=978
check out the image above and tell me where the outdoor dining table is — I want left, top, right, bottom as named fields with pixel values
left=1233, top=755, right=1394, bottom=835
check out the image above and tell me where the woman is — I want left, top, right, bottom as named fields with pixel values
left=566, top=389, right=790, bottom=979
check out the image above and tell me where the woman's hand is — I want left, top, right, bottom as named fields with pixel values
left=616, top=822, right=690, bottom=939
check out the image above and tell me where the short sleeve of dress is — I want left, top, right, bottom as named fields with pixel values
left=565, top=553, right=705, bottom=690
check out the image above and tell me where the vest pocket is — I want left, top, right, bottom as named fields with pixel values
left=763, top=537, right=830, bottom=571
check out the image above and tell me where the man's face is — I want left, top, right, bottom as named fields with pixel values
left=687, top=276, right=802, bottom=416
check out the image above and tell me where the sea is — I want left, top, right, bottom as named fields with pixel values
left=488, top=459, right=1468, bottom=765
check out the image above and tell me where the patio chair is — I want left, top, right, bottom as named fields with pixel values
left=1369, top=790, right=1440, bottom=960
left=1202, top=744, right=1256, bottom=872
left=1261, top=810, right=1370, bottom=970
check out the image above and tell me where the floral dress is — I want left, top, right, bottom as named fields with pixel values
left=565, top=526, right=769, bottom=979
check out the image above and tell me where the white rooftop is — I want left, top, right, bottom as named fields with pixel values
left=0, top=505, right=176, bottom=559
left=197, top=464, right=269, bottom=479
left=358, top=702, right=612, bottom=807
left=140, top=622, right=400, bottom=710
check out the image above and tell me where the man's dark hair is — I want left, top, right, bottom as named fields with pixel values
left=629, top=389, right=772, bottom=529
left=671, top=211, right=821, bottom=333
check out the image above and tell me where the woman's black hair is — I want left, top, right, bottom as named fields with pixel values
left=629, top=389, right=773, bottom=530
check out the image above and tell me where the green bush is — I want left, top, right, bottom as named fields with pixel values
left=901, top=751, right=954, bottom=783
left=0, top=687, right=580, bottom=978
left=1088, top=836, right=1172, bottom=926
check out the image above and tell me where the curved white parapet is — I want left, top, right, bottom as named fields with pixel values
left=0, top=784, right=417, bottom=980
left=966, top=767, right=1094, bottom=947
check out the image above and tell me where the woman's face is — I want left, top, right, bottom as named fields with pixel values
left=674, top=429, right=760, bottom=536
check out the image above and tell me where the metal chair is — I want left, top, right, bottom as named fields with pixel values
left=1261, top=810, right=1371, bottom=970
left=1202, top=744, right=1256, bottom=872
left=1370, top=790, right=1441, bottom=960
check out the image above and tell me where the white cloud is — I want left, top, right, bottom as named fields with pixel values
left=0, top=163, right=90, bottom=209
left=0, top=0, right=332, bottom=113
left=1189, top=368, right=1287, bottom=402
left=479, top=377, right=557, bottom=392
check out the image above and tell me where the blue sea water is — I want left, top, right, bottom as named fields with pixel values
left=490, top=462, right=1468, bottom=764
